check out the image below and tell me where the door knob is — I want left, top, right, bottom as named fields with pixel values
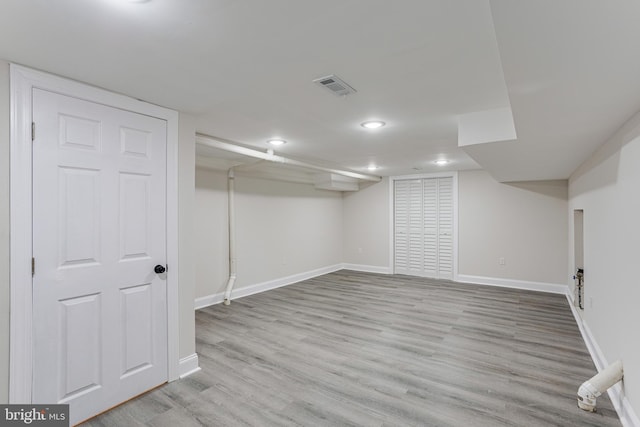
left=154, top=264, right=166, bottom=274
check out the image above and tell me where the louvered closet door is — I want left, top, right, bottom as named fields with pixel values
left=394, top=180, right=423, bottom=275
left=437, top=177, right=453, bottom=279
left=394, top=176, right=454, bottom=279
left=394, top=180, right=409, bottom=272
left=422, top=179, right=438, bottom=277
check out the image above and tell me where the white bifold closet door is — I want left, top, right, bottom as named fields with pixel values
left=394, top=177, right=453, bottom=279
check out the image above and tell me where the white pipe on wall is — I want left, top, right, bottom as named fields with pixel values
left=223, top=168, right=237, bottom=305
left=577, top=360, right=624, bottom=412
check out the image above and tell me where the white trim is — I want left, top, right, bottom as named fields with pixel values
left=165, top=110, right=180, bottom=382
left=457, top=274, right=567, bottom=294
left=452, top=172, right=459, bottom=282
left=567, top=283, right=576, bottom=304
left=341, top=263, right=392, bottom=274
left=388, top=176, right=395, bottom=275
left=178, top=354, right=201, bottom=379
left=195, top=293, right=226, bottom=310
left=195, top=264, right=343, bottom=310
left=9, top=64, right=34, bottom=404
left=389, top=172, right=459, bottom=280
left=9, top=64, right=181, bottom=402
left=566, top=295, right=640, bottom=427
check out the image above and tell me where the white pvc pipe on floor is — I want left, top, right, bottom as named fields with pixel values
left=223, top=168, right=237, bottom=305
left=577, top=360, right=623, bottom=412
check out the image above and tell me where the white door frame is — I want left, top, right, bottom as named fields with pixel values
left=388, top=171, right=459, bottom=281
left=9, top=64, right=181, bottom=403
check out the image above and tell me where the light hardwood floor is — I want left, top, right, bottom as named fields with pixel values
left=82, top=270, right=621, bottom=426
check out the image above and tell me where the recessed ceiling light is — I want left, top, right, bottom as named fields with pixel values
left=367, top=165, right=378, bottom=171
left=267, top=139, right=287, bottom=146
left=361, top=121, right=385, bottom=129
left=434, top=159, right=449, bottom=166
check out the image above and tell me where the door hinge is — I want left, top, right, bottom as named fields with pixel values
left=31, top=122, right=35, bottom=141
left=32, top=257, right=35, bottom=276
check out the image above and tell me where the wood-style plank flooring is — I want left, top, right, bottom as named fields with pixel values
left=82, top=270, right=621, bottom=426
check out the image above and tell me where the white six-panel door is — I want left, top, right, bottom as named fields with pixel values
left=394, top=177, right=454, bottom=279
left=32, top=88, right=168, bottom=425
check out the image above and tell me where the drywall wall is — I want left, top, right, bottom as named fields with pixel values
left=178, top=113, right=196, bottom=360
left=0, top=60, right=10, bottom=403
left=337, top=170, right=568, bottom=285
left=194, top=168, right=229, bottom=299
left=235, top=176, right=343, bottom=287
left=342, top=179, right=390, bottom=270
left=458, top=170, right=568, bottom=285
left=195, top=167, right=344, bottom=299
left=569, top=109, right=640, bottom=418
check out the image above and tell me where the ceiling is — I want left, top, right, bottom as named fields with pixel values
left=1, top=0, right=639, bottom=182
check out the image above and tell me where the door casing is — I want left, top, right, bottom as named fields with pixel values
left=9, top=64, right=180, bottom=403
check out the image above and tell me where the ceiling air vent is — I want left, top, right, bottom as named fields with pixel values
left=312, top=74, right=357, bottom=97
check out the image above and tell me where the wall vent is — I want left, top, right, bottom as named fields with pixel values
left=312, top=74, right=357, bottom=97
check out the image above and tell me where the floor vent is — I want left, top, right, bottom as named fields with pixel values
left=312, top=74, right=357, bottom=97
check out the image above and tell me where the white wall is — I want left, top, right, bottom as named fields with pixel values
left=194, top=167, right=344, bottom=299
left=338, top=170, right=568, bottom=286
left=458, top=170, right=568, bottom=285
left=194, top=168, right=230, bottom=298
left=0, top=60, right=10, bottom=403
left=569, top=109, right=640, bottom=417
left=178, top=114, right=196, bottom=360
left=342, top=179, right=390, bottom=270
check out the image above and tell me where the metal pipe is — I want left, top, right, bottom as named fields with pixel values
left=196, top=133, right=381, bottom=183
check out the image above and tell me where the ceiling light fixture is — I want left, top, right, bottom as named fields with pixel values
left=434, top=159, right=449, bottom=166
left=361, top=121, right=385, bottom=129
left=367, top=165, right=378, bottom=171
left=267, top=139, right=287, bottom=146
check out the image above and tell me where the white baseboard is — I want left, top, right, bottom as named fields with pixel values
left=567, top=285, right=575, bottom=304
left=194, top=264, right=343, bottom=310
left=178, top=353, right=200, bottom=379
left=566, top=294, right=640, bottom=427
left=341, top=263, right=391, bottom=274
left=195, top=292, right=225, bottom=310
left=457, top=274, right=567, bottom=294
left=196, top=270, right=566, bottom=309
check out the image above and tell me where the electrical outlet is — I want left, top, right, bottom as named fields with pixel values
left=499, top=257, right=505, bottom=266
